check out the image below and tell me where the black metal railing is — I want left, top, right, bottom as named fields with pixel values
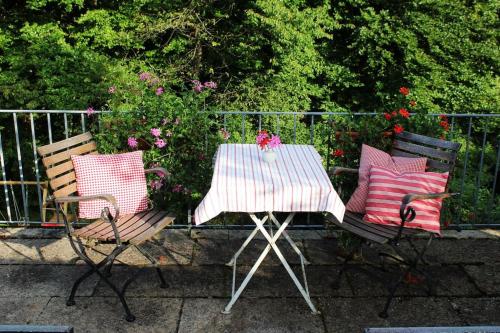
left=0, top=109, right=498, bottom=229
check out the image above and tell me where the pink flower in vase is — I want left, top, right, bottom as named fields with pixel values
left=268, top=135, right=281, bottom=149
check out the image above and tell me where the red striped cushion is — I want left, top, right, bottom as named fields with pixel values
left=363, top=166, right=448, bottom=234
left=346, top=144, right=427, bottom=213
left=71, top=151, right=149, bottom=219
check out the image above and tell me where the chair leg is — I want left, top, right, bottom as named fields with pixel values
left=66, top=234, right=136, bottom=322
left=332, top=240, right=364, bottom=289
left=67, top=267, right=96, bottom=306
left=379, top=235, right=434, bottom=318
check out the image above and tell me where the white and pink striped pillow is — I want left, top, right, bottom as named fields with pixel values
left=71, top=151, right=149, bottom=219
left=346, top=144, right=427, bottom=213
left=363, top=166, right=449, bottom=234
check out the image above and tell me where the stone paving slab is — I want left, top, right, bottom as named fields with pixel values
left=34, top=296, right=182, bottom=333
left=319, top=297, right=462, bottom=332
left=192, top=238, right=306, bottom=266
left=0, top=264, right=98, bottom=297
left=94, top=266, right=228, bottom=298
left=303, top=239, right=343, bottom=265
left=344, top=264, right=482, bottom=298
left=0, top=239, right=78, bottom=264
left=450, top=297, right=500, bottom=326
left=178, top=297, right=325, bottom=333
left=418, top=239, right=500, bottom=265
left=232, top=265, right=353, bottom=298
left=0, top=297, right=50, bottom=325
left=463, top=264, right=500, bottom=296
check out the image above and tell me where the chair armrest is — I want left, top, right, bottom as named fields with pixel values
left=55, top=194, right=122, bottom=244
left=394, top=192, right=459, bottom=243
left=54, top=194, right=119, bottom=218
left=145, top=167, right=171, bottom=180
left=402, top=192, right=460, bottom=205
left=329, top=167, right=359, bottom=176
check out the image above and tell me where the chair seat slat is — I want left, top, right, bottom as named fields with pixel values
left=92, top=210, right=154, bottom=240
left=121, top=211, right=169, bottom=242
left=72, top=210, right=174, bottom=244
left=129, top=214, right=175, bottom=245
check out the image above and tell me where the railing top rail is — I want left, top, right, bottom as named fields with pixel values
left=0, top=109, right=499, bottom=117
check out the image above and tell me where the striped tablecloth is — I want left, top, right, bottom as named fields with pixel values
left=194, top=144, right=345, bottom=225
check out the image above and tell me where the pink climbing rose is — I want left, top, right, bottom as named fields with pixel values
left=127, top=137, right=138, bottom=148
left=204, top=81, right=217, bottom=89
left=150, top=180, right=163, bottom=190
left=155, top=138, right=166, bottom=148
left=155, top=87, right=164, bottom=96
left=150, top=128, right=161, bottom=137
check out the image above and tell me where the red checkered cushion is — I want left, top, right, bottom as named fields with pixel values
left=364, top=166, right=448, bottom=234
left=345, top=144, right=427, bottom=213
left=71, top=151, right=148, bottom=219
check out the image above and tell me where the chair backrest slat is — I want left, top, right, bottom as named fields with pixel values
left=393, top=140, right=456, bottom=162
left=42, top=141, right=97, bottom=168
left=391, top=131, right=461, bottom=190
left=37, top=132, right=96, bottom=198
left=37, top=132, right=94, bottom=156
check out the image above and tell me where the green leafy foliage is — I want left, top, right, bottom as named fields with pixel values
left=0, top=0, right=497, bottom=224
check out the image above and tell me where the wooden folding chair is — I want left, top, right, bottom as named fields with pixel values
left=328, top=131, right=461, bottom=318
left=37, top=132, right=175, bottom=322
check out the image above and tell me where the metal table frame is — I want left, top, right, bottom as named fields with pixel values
left=222, top=211, right=319, bottom=315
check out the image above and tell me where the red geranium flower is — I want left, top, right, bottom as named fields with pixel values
left=439, top=114, right=447, bottom=121
left=409, top=100, right=416, bottom=107
left=394, top=124, right=404, bottom=134
left=332, top=149, right=344, bottom=158
left=384, top=113, right=391, bottom=120
left=398, top=108, right=410, bottom=118
left=399, top=87, right=410, bottom=96
left=439, top=121, right=450, bottom=131
left=258, top=137, right=270, bottom=149
left=391, top=111, right=397, bottom=117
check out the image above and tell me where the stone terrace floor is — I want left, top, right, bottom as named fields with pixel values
left=0, top=227, right=499, bottom=333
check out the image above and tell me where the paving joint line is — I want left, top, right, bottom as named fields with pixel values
left=174, top=298, right=185, bottom=333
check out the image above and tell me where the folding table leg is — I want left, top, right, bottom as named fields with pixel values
left=268, top=213, right=311, bottom=265
left=253, top=213, right=320, bottom=315
left=223, top=213, right=319, bottom=315
left=225, top=216, right=268, bottom=267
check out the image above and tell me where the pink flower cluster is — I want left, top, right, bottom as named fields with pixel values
left=220, top=128, right=230, bottom=140
left=151, top=128, right=161, bottom=137
left=192, top=80, right=217, bottom=93
left=150, top=179, right=163, bottom=190
left=128, top=137, right=138, bottom=148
